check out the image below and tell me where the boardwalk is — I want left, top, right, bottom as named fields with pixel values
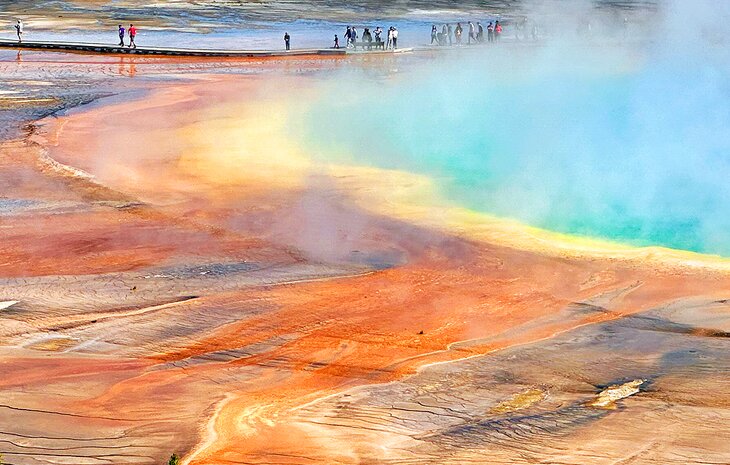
left=0, top=38, right=347, bottom=57
left=0, top=38, right=412, bottom=57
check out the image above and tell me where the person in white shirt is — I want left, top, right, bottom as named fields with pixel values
left=15, top=20, right=23, bottom=43
left=391, top=27, right=398, bottom=49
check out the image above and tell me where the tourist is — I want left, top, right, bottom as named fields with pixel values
left=477, top=22, right=484, bottom=43
left=521, top=17, right=529, bottom=40
left=455, top=22, right=463, bottom=45
left=386, top=26, right=393, bottom=49
left=345, top=26, right=352, bottom=48
left=118, top=24, right=125, bottom=46
left=487, top=22, right=494, bottom=42
left=284, top=32, right=290, bottom=50
left=431, top=25, right=437, bottom=45
left=15, top=20, right=23, bottom=43
left=441, top=24, right=448, bottom=45
left=374, top=27, right=383, bottom=44
left=468, top=21, right=476, bottom=44
left=333, top=34, right=339, bottom=48
left=351, top=26, right=358, bottom=46
left=391, top=26, right=398, bottom=49
left=495, top=21, right=502, bottom=40
left=360, top=28, right=370, bottom=49
left=447, top=23, right=453, bottom=45
left=128, top=24, right=137, bottom=49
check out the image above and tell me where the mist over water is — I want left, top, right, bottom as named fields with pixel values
left=295, top=1, right=730, bottom=256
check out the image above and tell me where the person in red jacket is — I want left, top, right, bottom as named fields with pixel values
left=128, top=24, right=137, bottom=49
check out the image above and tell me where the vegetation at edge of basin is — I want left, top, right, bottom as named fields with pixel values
left=168, top=453, right=180, bottom=465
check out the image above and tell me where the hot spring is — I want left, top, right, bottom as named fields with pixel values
left=293, top=5, right=730, bottom=256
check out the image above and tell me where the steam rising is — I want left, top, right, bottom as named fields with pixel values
left=294, top=0, right=730, bottom=256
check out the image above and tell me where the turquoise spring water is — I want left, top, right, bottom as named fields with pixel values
left=295, top=30, right=730, bottom=256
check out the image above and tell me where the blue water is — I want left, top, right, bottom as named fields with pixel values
left=295, top=27, right=730, bottom=255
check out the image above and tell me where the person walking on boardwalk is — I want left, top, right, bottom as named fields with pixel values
left=344, top=27, right=352, bottom=48
left=441, top=24, right=448, bottom=45
left=455, top=22, right=462, bottom=45
left=495, top=20, right=502, bottom=41
left=118, top=24, right=125, bottom=46
left=391, top=26, right=398, bottom=49
left=386, top=26, right=393, bottom=49
left=468, top=21, right=476, bottom=44
left=284, top=32, right=290, bottom=50
left=128, top=24, right=137, bottom=48
left=447, top=23, right=453, bottom=45
left=333, top=34, right=339, bottom=48
left=351, top=26, right=358, bottom=46
left=15, top=20, right=23, bottom=43
left=431, top=25, right=437, bottom=45
left=477, top=22, right=484, bottom=43
left=363, top=27, right=372, bottom=48
left=487, top=21, right=494, bottom=42
left=374, top=27, right=383, bottom=44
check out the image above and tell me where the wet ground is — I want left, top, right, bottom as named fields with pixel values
left=0, top=1, right=658, bottom=50
left=291, top=298, right=730, bottom=464
left=0, top=63, right=727, bottom=465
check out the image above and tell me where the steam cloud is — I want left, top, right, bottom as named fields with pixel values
left=293, top=0, right=730, bottom=256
